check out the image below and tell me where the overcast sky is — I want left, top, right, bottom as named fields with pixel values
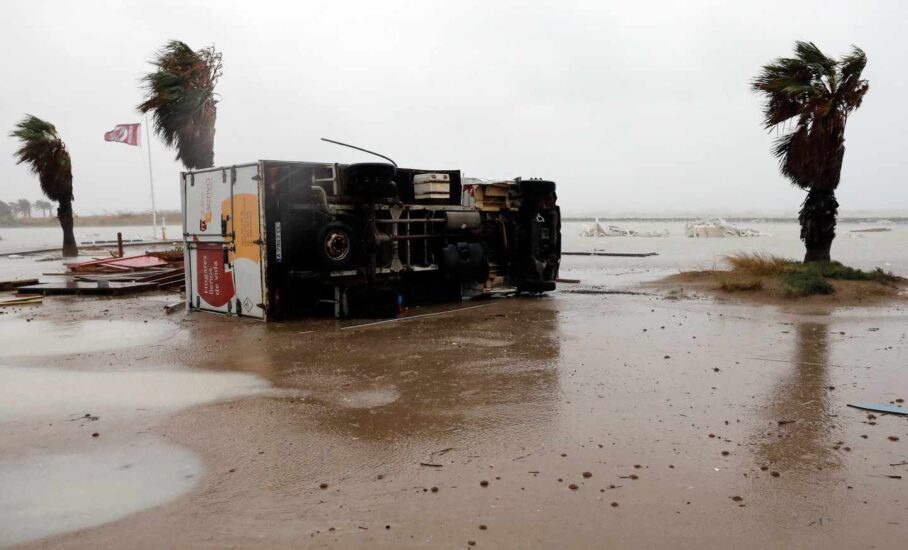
left=1, top=0, right=905, bottom=217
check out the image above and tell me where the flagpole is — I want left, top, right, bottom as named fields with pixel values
left=143, top=114, right=158, bottom=239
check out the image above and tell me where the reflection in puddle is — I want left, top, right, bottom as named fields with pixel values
left=0, top=320, right=177, bottom=358
left=755, top=321, right=839, bottom=478
left=0, top=436, right=200, bottom=547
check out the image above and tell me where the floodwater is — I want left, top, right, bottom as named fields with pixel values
left=0, top=313, right=272, bottom=547
left=0, top=320, right=177, bottom=358
left=560, top=219, right=908, bottom=278
left=0, top=437, right=200, bottom=547
left=0, top=221, right=906, bottom=548
left=2, top=219, right=906, bottom=276
left=0, top=225, right=168, bottom=254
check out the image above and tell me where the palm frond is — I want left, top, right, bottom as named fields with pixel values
left=793, top=41, right=837, bottom=76
left=838, top=46, right=867, bottom=80
left=138, top=40, right=222, bottom=169
left=9, top=115, right=73, bottom=203
left=753, top=42, right=868, bottom=193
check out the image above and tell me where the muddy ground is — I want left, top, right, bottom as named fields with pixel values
left=1, top=277, right=907, bottom=548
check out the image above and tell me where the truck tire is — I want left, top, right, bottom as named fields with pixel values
left=316, top=221, right=356, bottom=270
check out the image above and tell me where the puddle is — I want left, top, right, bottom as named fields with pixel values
left=0, top=365, right=271, bottom=421
left=0, top=436, right=200, bottom=547
left=333, top=387, right=401, bottom=409
left=0, top=364, right=272, bottom=545
left=0, top=320, right=177, bottom=358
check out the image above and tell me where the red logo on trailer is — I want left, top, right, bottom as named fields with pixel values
left=194, top=240, right=234, bottom=308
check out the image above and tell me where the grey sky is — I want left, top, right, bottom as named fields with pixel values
left=1, top=0, right=905, bottom=217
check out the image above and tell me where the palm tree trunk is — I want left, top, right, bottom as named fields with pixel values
left=799, top=189, right=838, bottom=263
left=57, top=199, right=78, bottom=257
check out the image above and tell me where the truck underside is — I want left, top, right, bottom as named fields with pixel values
left=182, top=160, right=560, bottom=320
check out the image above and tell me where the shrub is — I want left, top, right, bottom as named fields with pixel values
left=723, top=252, right=794, bottom=276
left=807, top=261, right=897, bottom=282
left=780, top=269, right=834, bottom=297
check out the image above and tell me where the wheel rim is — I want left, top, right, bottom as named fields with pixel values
left=324, top=230, right=351, bottom=261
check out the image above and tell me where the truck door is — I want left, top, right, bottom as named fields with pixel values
left=183, top=165, right=266, bottom=319
left=182, top=168, right=234, bottom=241
left=228, top=164, right=266, bottom=319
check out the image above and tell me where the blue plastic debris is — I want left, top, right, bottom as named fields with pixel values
left=847, top=403, right=908, bottom=416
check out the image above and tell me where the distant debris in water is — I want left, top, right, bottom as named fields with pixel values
left=580, top=219, right=668, bottom=237
left=685, top=218, right=763, bottom=238
left=850, top=227, right=892, bottom=233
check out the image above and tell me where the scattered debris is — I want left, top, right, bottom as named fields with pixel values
left=17, top=252, right=184, bottom=296
left=685, top=218, right=763, bottom=238
left=580, top=219, right=668, bottom=238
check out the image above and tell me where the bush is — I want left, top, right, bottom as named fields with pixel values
left=780, top=269, right=835, bottom=297
left=723, top=252, right=795, bottom=276
left=807, top=261, right=897, bottom=282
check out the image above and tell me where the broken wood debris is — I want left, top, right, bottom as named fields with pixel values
left=17, top=250, right=185, bottom=297
left=0, top=296, right=42, bottom=307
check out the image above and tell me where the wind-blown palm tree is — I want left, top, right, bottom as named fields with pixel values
left=15, top=199, right=32, bottom=218
left=34, top=199, right=53, bottom=217
left=9, top=116, right=78, bottom=256
left=752, top=42, right=869, bottom=262
left=0, top=200, right=13, bottom=223
left=138, top=40, right=222, bottom=170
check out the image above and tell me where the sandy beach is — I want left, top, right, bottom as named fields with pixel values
left=1, top=244, right=906, bottom=549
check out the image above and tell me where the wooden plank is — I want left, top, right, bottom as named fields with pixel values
left=16, top=282, right=158, bottom=296
left=0, top=279, right=39, bottom=291
left=0, top=297, right=43, bottom=307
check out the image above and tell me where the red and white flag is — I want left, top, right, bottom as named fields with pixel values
left=104, top=123, right=140, bottom=146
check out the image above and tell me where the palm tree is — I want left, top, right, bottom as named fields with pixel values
left=34, top=199, right=53, bottom=217
left=138, top=40, right=222, bottom=170
left=0, top=200, right=13, bottom=223
left=752, top=42, right=869, bottom=262
left=9, top=115, right=78, bottom=256
left=15, top=199, right=32, bottom=218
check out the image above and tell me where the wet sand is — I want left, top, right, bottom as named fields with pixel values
left=1, top=274, right=907, bottom=548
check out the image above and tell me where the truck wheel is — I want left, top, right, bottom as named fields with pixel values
left=317, top=221, right=356, bottom=270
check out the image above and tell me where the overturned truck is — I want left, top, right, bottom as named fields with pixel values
left=182, top=160, right=560, bottom=320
